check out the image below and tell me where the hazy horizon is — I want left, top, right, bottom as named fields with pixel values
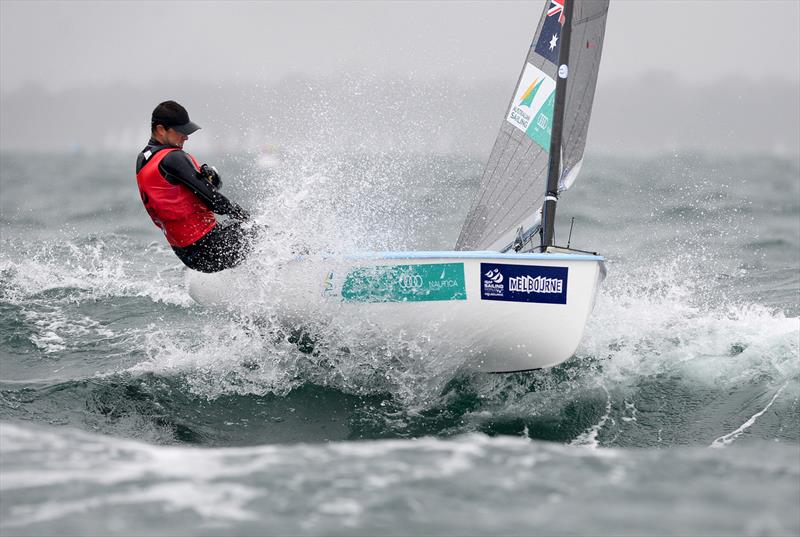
left=1, top=71, right=798, bottom=157
left=1, top=1, right=799, bottom=157
left=2, top=0, right=799, bottom=93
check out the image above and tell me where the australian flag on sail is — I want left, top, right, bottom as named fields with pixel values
left=534, top=0, right=565, bottom=65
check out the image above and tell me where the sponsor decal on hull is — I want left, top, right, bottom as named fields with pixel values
left=342, top=263, right=466, bottom=303
left=322, top=271, right=336, bottom=297
left=480, top=263, right=568, bottom=304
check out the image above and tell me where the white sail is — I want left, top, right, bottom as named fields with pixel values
left=456, top=0, right=609, bottom=252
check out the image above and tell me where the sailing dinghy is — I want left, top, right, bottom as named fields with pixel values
left=188, top=0, right=610, bottom=373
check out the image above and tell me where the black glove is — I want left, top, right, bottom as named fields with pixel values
left=229, top=203, right=250, bottom=221
left=199, top=164, right=222, bottom=189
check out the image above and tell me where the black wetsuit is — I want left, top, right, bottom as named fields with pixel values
left=136, top=139, right=256, bottom=273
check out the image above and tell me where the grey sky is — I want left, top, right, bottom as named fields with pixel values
left=2, top=0, right=799, bottom=93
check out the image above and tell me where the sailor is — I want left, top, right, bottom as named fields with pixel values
left=136, top=100, right=255, bottom=273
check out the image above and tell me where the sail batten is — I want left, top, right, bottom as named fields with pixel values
left=456, top=0, right=609, bottom=252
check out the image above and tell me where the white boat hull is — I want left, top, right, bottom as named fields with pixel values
left=187, top=251, right=604, bottom=373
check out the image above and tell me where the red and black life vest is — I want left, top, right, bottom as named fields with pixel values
left=136, top=148, right=217, bottom=247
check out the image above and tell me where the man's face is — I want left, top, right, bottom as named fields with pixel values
left=164, top=127, right=188, bottom=149
left=155, top=125, right=189, bottom=149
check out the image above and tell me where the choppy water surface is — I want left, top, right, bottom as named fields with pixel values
left=1, top=149, right=798, bottom=536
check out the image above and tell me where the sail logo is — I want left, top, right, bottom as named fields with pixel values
left=484, top=268, right=503, bottom=284
left=506, top=63, right=556, bottom=151
left=480, top=262, right=568, bottom=304
left=482, top=268, right=504, bottom=296
left=519, top=78, right=545, bottom=109
left=322, top=271, right=337, bottom=297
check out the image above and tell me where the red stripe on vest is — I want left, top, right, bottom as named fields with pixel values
left=136, top=148, right=217, bottom=247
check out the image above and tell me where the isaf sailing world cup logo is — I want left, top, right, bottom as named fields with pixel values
left=482, top=267, right=505, bottom=298
left=484, top=268, right=503, bottom=284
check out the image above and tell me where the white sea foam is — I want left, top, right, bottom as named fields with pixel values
left=116, top=238, right=799, bottom=433
left=127, top=300, right=464, bottom=406
left=578, top=256, right=800, bottom=389
left=0, top=238, right=192, bottom=307
left=168, top=158, right=798, bottom=408
left=24, top=305, right=114, bottom=355
left=119, top=156, right=470, bottom=402
left=6, top=157, right=792, bottom=425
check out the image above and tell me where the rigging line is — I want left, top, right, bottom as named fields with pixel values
left=459, top=131, right=525, bottom=247
left=466, top=127, right=517, bottom=215
left=479, top=179, right=547, bottom=247
left=515, top=223, right=543, bottom=253
left=463, top=31, right=556, bottom=238
left=457, top=130, right=512, bottom=245
left=476, top=163, right=548, bottom=248
left=487, top=192, right=546, bottom=248
left=480, top=148, right=548, bottom=233
left=562, top=21, right=597, bottom=158
left=470, top=28, right=552, bottom=212
left=493, top=138, right=541, bottom=200
left=480, top=137, right=539, bottom=216
left=460, top=9, right=552, bottom=229
left=573, top=3, right=609, bottom=26
left=459, top=6, right=579, bottom=249
left=482, top=159, right=543, bottom=236
left=476, top=133, right=523, bottom=215
left=478, top=126, right=516, bottom=198
left=490, top=14, right=602, bottom=248
left=480, top=189, right=544, bottom=250
left=463, top=141, right=503, bottom=214
left=487, top=142, right=547, bottom=215
left=561, top=53, right=587, bottom=163
left=456, top=130, right=509, bottom=246
left=563, top=6, right=608, bottom=157
left=486, top=129, right=527, bottom=207
left=476, top=172, right=546, bottom=247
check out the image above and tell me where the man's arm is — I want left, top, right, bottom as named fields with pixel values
left=159, top=151, right=249, bottom=220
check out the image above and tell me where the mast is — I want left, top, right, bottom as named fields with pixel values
left=540, top=0, right=574, bottom=250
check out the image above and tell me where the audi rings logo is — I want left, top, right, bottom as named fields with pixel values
left=484, top=268, right=503, bottom=284
left=398, top=273, right=424, bottom=290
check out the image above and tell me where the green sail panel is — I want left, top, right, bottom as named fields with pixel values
left=528, top=91, right=555, bottom=151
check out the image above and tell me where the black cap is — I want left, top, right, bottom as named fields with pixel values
left=151, top=100, right=201, bottom=135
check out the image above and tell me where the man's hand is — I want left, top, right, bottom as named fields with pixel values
left=199, top=164, right=222, bottom=189
left=230, top=204, right=250, bottom=221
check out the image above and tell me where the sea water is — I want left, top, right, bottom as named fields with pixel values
left=1, top=149, right=798, bottom=536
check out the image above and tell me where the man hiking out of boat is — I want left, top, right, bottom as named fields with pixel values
left=136, top=100, right=255, bottom=273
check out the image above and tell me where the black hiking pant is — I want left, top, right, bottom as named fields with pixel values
left=172, top=221, right=257, bottom=273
